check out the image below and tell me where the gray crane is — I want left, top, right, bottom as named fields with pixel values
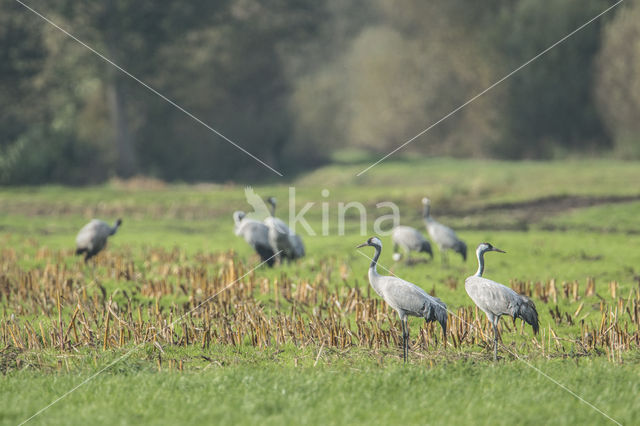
left=75, top=218, right=122, bottom=263
left=264, top=196, right=305, bottom=262
left=465, top=242, right=539, bottom=360
left=357, top=236, right=447, bottom=362
left=232, top=211, right=275, bottom=267
left=391, top=225, right=433, bottom=263
left=422, top=198, right=466, bottom=265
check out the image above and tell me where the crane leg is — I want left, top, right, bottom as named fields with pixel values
left=492, top=321, right=499, bottom=361
left=91, top=259, right=97, bottom=282
left=401, top=317, right=409, bottom=363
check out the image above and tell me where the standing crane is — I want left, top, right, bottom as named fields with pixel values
left=391, top=225, right=433, bottom=263
left=75, top=218, right=122, bottom=263
left=465, top=242, right=539, bottom=360
left=232, top=211, right=275, bottom=267
left=357, top=236, right=447, bottom=362
left=265, top=196, right=305, bottom=262
left=422, top=198, right=466, bottom=265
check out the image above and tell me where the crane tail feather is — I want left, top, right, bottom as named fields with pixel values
left=516, top=296, right=539, bottom=334
left=456, top=241, right=467, bottom=261
left=425, top=301, right=448, bottom=337
left=254, top=244, right=275, bottom=267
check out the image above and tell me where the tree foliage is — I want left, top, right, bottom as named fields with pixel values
left=0, top=0, right=634, bottom=184
left=595, top=0, right=640, bottom=158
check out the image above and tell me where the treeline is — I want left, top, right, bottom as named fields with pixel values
left=1, top=0, right=638, bottom=184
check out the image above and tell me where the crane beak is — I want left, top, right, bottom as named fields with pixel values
left=493, top=247, right=506, bottom=253
left=356, top=242, right=368, bottom=249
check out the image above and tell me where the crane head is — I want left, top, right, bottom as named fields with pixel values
left=115, top=218, right=123, bottom=226
left=356, top=236, right=382, bottom=249
left=477, top=242, right=505, bottom=254
left=266, top=196, right=276, bottom=207
left=233, top=211, right=246, bottom=224
left=421, top=197, right=430, bottom=205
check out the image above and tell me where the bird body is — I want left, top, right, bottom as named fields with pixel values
left=391, top=225, right=432, bottom=262
left=357, top=237, right=447, bottom=362
left=233, top=211, right=275, bottom=266
left=264, top=197, right=305, bottom=262
left=422, top=198, right=466, bottom=264
left=75, top=218, right=122, bottom=263
left=289, top=233, right=305, bottom=259
left=264, top=215, right=295, bottom=260
left=465, top=242, right=539, bottom=360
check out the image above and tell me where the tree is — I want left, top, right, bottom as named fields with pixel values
left=50, top=0, right=227, bottom=177
left=595, top=1, right=640, bottom=158
left=491, top=0, right=611, bottom=158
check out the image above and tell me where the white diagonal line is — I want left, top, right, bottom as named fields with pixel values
left=355, top=249, right=622, bottom=425
left=14, top=0, right=283, bottom=177
left=18, top=251, right=281, bottom=425
left=356, top=0, right=625, bottom=176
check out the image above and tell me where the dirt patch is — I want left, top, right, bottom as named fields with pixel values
left=457, top=194, right=639, bottom=224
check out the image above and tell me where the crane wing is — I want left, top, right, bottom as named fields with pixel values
left=76, top=220, right=110, bottom=251
left=465, top=275, right=517, bottom=316
left=391, top=226, right=425, bottom=252
left=427, top=221, right=459, bottom=249
left=382, top=276, right=446, bottom=316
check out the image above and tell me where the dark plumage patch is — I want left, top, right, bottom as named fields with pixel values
left=455, top=240, right=467, bottom=261
left=514, top=296, right=539, bottom=334
left=420, top=241, right=433, bottom=258
left=424, top=300, right=447, bottom=335
left=255, top=244, right=276, bottom=267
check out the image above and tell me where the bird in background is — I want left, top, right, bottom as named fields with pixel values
left=465, top=242, right=539, bottom=360
left=391, top=225, right=433, bottom=263
left=261, top=196, right=305, bottom=264
left=422, top=198, right=466, bottom=265
left=232, top=210, right=275, bottom=267
left=357, top=236, right=447, bottom=363
left=243, top=187, right=300, bottom=264
left=75, top=218, right=122, bottom=266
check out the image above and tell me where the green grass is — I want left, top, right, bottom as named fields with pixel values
left=2, top=356, right=637, bottom=425
left=1, top=157, right=639, bottom=425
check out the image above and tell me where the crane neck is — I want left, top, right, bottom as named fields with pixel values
left=110, top=222, right=121, bottom=235
left=422, top=203, right=431, bottom=220
left=233, top=212, right=244, bottom=226
left=369, top=244, right=382, bottom=274
left=475, top=249, right=486, bottom=277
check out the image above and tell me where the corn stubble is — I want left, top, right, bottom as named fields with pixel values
left=0, top=248, right=638, bottom=370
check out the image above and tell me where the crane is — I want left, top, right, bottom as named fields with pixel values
left=465, top=242, right=539, bottom=360
left=232, top=211, right=275, bottom=267
left=265, top=196, right=305, bottom=262
left=391, top=225, right=433, bottom=263
left=75, top=218, right=122, bottom=263
left=422, top=198, right=466, bottom=265
left=357, top=236, right=447, bottom=362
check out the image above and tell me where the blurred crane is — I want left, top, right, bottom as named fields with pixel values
left=264, top=196, right=304, bottom=262
left=357, top=236, right=447, bottom=362
left=75, top=218, right=122, bottom=263
left=232, top=211, right=275, bottom=267
left=465, top=242, right=539, bottom=360
left=391, top=225, right=433, bottom=263
left=422, top=198, right=466, bottom=265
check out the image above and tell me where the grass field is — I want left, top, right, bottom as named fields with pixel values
left=1, top=157, right=639, bottom=425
